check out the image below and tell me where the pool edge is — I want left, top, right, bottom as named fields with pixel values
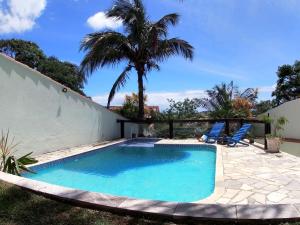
left=1, top=139, right=300, bottom=221
left=1, top=171, right=300, bottom=221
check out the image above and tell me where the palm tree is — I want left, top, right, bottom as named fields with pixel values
left=200, top=81, right=258, bottom=118
left=80, top=0, right=194, bottom=119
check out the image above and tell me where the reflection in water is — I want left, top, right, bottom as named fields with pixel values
left=64, top=146, right=190, bottom=176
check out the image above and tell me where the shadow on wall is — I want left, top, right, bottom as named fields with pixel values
left=0, top=54, right=133, bottom=156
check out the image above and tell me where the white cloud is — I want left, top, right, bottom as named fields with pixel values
left=92, top=90, right=207, bottom=110
left=258, top=85, right=276, bottom=93
left=0, top=0, right=46, bottom=34
left=87, top=11, right=122, bottom=30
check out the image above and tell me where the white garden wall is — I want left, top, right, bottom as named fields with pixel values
left=265, top=98, right=300, bottom=140
left=0, top=54, right=137, bottom=156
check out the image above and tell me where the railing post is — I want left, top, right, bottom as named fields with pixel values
left=240, top=118, right=244, bottom=127
left=264, top=122, right=271, bottom=150
left=169, top=120, right=174, bottom=139
left=120, top=121, right=125, bottom=138
left=225, top=119, right=230, bottom=136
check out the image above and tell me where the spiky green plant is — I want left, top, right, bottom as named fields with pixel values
left=0, top=130, right=38, bottom=176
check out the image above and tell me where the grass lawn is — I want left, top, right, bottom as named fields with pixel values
left=0, top=181, right=299, bottom=225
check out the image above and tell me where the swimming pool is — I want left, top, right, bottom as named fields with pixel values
left=24, top=142, right=216, bottom=202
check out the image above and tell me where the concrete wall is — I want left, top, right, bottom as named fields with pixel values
left=0, top=54, right=137, bottom=156
left=264, top=98, right=300, bottom=140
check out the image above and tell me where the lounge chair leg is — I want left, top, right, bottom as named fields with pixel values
left=239, top=140, right=249, bottom=146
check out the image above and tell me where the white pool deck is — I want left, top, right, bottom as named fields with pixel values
left=0, top=138, right=300, bottom=221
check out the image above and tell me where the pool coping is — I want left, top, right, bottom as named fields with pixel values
left=0, top=140, right=300, bottom=221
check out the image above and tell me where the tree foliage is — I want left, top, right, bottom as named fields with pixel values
left=163, top=98, right=202, bottom=119
left=80, top=0, right=194, bottom=118
left=38, top=57, right=86, bottom=95
left=0, top=39, right=45, bottom=69
left=272, top=61, right=300, bottom=105
left=200, top=81, right=258, bottom=118
left=118, top=93, right=148, bottom=119
left=0, top=39, right=86, bottom=95
left=253, top=100, right=275, bottom=115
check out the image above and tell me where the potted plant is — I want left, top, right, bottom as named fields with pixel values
left=247, top=131, right=255, bottom=144
left=194, top=128, right=203, bottom=142
left=262, top=116, right=288, bottom=153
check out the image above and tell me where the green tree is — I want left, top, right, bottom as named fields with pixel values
left=0, top=39, right=45, bottom=69
left=164, top=98, right=202, bottom=119
left=38, top=57, right=86, bottom=95
left=80, top=0, right=194, bottom=119
left=254, top=100, right=275, bottom=115
left=200, top=81, right=258, bottom=118
left=0, top=39, right=86, bottom=95
left=272, top=61, right=300, bottom=105
left=119, top=93, right=147, bottom=119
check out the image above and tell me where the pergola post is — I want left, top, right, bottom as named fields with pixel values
left=120, top=121, right=125, bottom=138
left=169, top=120, right=174, bottom=139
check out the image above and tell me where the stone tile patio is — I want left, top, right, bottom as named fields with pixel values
left=218, top=144, right=300, bottom=205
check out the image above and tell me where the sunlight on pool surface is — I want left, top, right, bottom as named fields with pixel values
left=24, top=144, right=216, bottom=202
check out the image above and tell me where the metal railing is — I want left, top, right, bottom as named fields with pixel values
left=117, top=118, right=271, bottom=149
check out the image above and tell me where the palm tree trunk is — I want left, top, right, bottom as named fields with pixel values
left=137, top=71, right=145, bottom=119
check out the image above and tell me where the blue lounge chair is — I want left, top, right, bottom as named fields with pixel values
left=205, top=122, right=225, bottom=143
left=226, top=123, right=252, bottom=147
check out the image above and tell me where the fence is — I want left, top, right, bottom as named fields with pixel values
left=117, top=118, right=270, bottom=149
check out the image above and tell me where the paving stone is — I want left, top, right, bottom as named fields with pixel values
left=174, top=203, right=237, bottom=219
left=277, top=189, right=290, bottom=195
left=279, top=198, right=300, bottom=204
left=234, top=199, right=248, bottom=204
left=222, top=189, right=239, bottom=199
left=289, top=191, right=300, bottom=198
left=231, top=191, right=253, bottom=203
left=119, top=199, right=177, bottom=215
left=236, top=205, right=300, bottom=219
left=250, top=193, right=266, bottom=204
left=252, top=181, right=268, bottom=189
left=294, top=204, right=300, bottom=213
left=225, top=180, right=243, bottom=189
left=285, top=180, right=300, bottom=191
left=240, top=184, right=253, bottom=191
left=267, top=192, right=287, bottom=203
left=216, top=198, right=231, bottom=204
left=263, top=184, right=280, bottom=192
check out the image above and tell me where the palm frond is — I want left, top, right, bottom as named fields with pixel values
left=145, top=60, right=160, bottom=72
left=155, top=38, right=194, bottom=61
left=153, top=13, right=179, bottom=37
left=240, top=88, right=258, bottom=103
left=107, top=0, right=146, bottom=31
left=80, top=31, right=133, bottom=75
left=107, top=65, right=133, bottom=107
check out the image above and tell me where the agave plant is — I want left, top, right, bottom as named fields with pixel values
left=0, top=130, right=38, bottom=176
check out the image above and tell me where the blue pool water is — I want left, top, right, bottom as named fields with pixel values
left=24, top=142, right=216, bottom=202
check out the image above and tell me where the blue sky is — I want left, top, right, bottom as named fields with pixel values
left=1, top=0, right=300, bottom=109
